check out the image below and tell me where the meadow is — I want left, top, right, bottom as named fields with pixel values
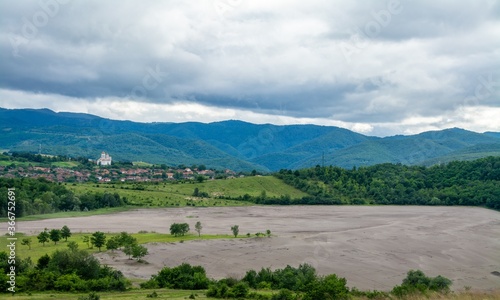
left=66, top=176, right=308, bottom=208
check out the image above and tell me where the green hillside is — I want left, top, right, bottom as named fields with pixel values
left=1, top=108, right=499, bottom=171
left=68, top=176, right=309, bottom=208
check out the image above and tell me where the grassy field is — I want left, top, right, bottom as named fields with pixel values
left=50, top=161, right=81, bottom=168
left=67, top=176, right=308, bottom=207
left=1, top=232, right=239, bottom=262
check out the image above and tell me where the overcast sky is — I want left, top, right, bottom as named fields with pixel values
left=1, top=0, right=499, bottom=136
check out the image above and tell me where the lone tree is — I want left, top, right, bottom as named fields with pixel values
left=231, top=225, right=239, bottom=238
left=49, top=229, right=61, bottom=245
left=21, top=238, right=32, bottom=250
left=132, top=244, right=148, bottom=261
left=195, top=221, right=203, bottom=237
left=61, top=225, right=72, bottom=241
left=170, top=223, right=190, bottom=237
left=37, top=229, right=50, bottom=246
left=91, top=231, right=106, bottom=251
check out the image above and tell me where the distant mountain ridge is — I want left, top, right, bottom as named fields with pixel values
left=1, top=108, right=499, bottom=171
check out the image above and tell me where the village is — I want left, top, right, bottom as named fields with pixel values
left=0, top=151, right=239, bottom=183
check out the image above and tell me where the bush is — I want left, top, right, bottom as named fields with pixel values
left=143, top=263, right=209, bottom=290
left=303, top=274, right=349, bottom=300
left=392, top=270, right=452, bottom=298
left=271, top=289, right=296, bottom=300
left=78, top=292, right=100, bottom=300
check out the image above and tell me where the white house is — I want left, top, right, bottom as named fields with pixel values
left=97, top=151, right=112, bottom=166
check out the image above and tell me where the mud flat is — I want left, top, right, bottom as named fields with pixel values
left=19, top=206, right=500, bottom=291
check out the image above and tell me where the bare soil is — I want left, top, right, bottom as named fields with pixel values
left=18, top=206, right=500, bottom=291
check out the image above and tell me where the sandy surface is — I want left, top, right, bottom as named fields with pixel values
left=18, top=206, right=500, bottom=291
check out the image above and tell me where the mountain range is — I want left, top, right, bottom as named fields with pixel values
left=1, top=108, right=499, bottom=171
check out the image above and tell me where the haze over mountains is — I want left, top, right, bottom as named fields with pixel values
left=1, top=108, right=499, bottom=172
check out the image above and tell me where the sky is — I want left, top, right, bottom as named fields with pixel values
left=1, top=0, right=499, bottom=136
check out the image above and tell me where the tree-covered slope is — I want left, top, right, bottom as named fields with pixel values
left=1, top=108, right=498, bottom=171
left=274, top=156, right=500, bottom=209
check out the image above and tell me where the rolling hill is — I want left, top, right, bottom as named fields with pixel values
left=1, top=108, right=498, bottom=171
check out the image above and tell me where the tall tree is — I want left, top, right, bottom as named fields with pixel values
left=195, top=221, right=203, bottom=237
left=49, top=229, right=61, bottom=245
left=231, top=225, right=239, bottom=238
left=37, top=229, right=50, bottom=246
left=91, top=231, right=106, bottom=251
left=61, top=225, right=72, bottom=241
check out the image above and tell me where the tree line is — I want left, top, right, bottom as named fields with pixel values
left=0, top=178, right=127, bottom=217
left=140, top=263, right=452, bottom=299
left=273, top=156, right=500, bottom=209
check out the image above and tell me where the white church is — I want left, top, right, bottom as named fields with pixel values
left=97, top=151, right=112, bottom=166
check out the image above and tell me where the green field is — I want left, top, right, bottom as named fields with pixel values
left=67, top=176, right=308, bottom=207
left=5, top=289, right=279, bottom=299
left=50, top=161, right=81, bottom=168
left=2, top=232, right=240, bottom=262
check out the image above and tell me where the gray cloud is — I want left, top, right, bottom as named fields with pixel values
left=1, top=0, right=499, bottom=135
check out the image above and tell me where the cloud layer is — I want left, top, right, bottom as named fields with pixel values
left=1, top=0, right=499, bottom=136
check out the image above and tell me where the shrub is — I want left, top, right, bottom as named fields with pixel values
left=144, top=263, right=209, bottom=290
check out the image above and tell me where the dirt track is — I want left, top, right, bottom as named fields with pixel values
left=18, top=206, right=500, bottom=291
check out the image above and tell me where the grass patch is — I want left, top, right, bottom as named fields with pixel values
left=1, top=232, right=242, bottom=262
left=132, top=161, right=153, bottom=167
left=50, top=161, right=81, bottom=168
left=13, top=206, right=134, bottom=221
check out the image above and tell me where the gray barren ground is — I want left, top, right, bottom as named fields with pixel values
left=18, top=206, right=500, bottom=291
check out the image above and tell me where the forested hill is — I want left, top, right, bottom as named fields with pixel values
left=274, top=156, right=500, bottom=210
left=1, top=108, right=500, bottom=171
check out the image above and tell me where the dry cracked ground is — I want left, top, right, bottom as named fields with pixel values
left=18, top=206, right=500, bottom=291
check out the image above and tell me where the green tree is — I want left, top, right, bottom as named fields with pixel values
left=21, top=237, right=32, bottom=250
left=117, top=232, right=137, bottom=247
left=170, top=223, right=190, bottom=237
left=106, top=238, right=119, bottom=252
left=266, top=229, right=271, bottom=237
left=67, top=241, right=79, bottom=252
left=37, top=253, right=51, bottom=269
left=61, top=225, right=72, bottom=241
left=37, top=229, right=50, bottom=246
left=49, top=229, right=61, bottom=245
left=196, top=175, right=205, bottom=183
left=231, top=225, right=239, bottom=238
left=195, top=221, right=203, bottom=237
left=82, top=235, right=91, bottom=249
left=91, top=231, right=106, bottom=251
left=131, top=244, right=148, bottom=261
left=123, top=243, right=135, bottom=259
